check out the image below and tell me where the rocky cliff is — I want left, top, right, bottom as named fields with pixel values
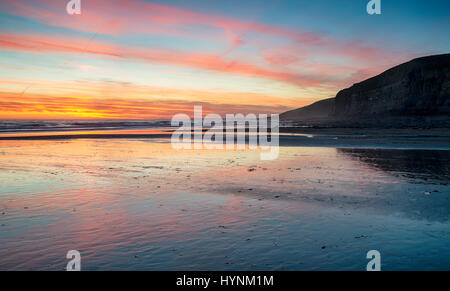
left=280, top=54, right=450, bottom=127
left=279, top=97, right=334, bottom=123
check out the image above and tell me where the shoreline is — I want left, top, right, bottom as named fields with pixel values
left=1, top=136, right=449, bottom=151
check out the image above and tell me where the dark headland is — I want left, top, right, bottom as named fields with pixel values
left=281, top=54, right=450, bottom=129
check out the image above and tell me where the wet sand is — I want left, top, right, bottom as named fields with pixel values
left=0, top=136, right=449, bottom=270
left=0, top=128, right=449, bottom=150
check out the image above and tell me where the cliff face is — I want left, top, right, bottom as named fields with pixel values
left=280, top=98, right=334, bottom=123
left=333, top=54, right=450, bottom=118
left=281, top=54, right=450, bottom=127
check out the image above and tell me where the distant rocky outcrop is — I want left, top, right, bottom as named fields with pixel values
left=280, top=54, right=450, bottom=128
left=280, top=97, right=334, bottom=123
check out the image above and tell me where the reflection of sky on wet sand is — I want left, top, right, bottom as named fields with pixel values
left=0, top=139, right=450, bottom=270
left=0, top=129, right=172, bottom=138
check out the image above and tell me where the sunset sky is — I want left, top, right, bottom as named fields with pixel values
left=0, top=0, right=449, bottom=119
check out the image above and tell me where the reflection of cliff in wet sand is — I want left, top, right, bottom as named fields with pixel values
left=335, top=148, right=450, bottom=222
left=337, top=148, right=450, bottom=184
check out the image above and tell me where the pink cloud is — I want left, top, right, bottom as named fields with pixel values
left=0, top=0, right=417, bottom=91
left=0, top=0, right=383, bottom=62
left=0, top=32, right=346, bottom=88
left=1, top=0, right=320, bottom=44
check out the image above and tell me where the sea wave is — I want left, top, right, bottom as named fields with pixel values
left=0, top=120, right=171, bottom=133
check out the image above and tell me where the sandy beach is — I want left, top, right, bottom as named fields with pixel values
left=1, top=132, right=449, bottom=270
